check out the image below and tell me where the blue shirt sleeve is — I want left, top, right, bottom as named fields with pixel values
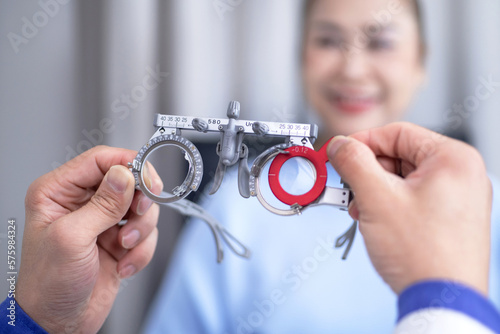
left=0, top=296, right=48, bottom=333
left=397, top=280, right=500, bottom=333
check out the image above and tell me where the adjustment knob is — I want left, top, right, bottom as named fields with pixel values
left=252, top=122, right=269, bottom=136
left=192, top=118, right=209, bottom=132
left=227, top=101, right=241, bottom=119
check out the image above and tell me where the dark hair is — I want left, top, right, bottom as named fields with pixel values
left=303, top=0, right=426, bottom=59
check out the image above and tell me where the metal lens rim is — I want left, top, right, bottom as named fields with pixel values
left=137, top=136, right=202, bottom=204
left=250, top=144, right=301, bottom=216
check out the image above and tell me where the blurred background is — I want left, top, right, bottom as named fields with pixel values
left=1, top=0, right=500, bottom=333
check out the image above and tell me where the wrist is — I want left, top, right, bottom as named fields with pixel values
left=16, top=285, right=65, bottom=333
left=0, top=295, right=49, bottom=334
left=385, top=242, right=489, bottom=295
left=398, top=274, right=487, bottom=296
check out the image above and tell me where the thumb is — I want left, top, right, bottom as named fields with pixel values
left=327, top=136, right=396, bottom=205
left=70, top=165, right=135, bottom=238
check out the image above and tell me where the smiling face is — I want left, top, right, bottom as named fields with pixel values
left=303, top=0, right=425, bottom=136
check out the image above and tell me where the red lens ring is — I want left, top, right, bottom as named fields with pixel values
left=268, top=142, right=330, bottom=206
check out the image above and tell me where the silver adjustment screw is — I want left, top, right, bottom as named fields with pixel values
left=227, top=101, right=240, bottom=119
left=192, top=118, right=209, bottom=133
left=252, top=122, right=269, bottom=136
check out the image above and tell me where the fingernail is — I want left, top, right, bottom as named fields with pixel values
left=137, top=196, right=153, bottom=216
left=122, top=229, right=140, bottom=249
left=143, top=163, right=153, bottom=190
left=106, top=166, right=130, bottom=193
left=328, top=136, right=350, bottom=156
left=119, top=264, right=137, bottom=279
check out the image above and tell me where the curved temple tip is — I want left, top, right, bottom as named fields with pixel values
left=335, top=220, right=358, bottom=260
left=216, top=251, right=224, bottom=263
left=162, top=197, right=251, bottom=263
left=217, top=226, right=252, bottom=260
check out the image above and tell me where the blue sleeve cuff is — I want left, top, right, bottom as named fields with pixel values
left=0, top=296, right=48, bottom=333
left=398, top=280, right=500, bottom=333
